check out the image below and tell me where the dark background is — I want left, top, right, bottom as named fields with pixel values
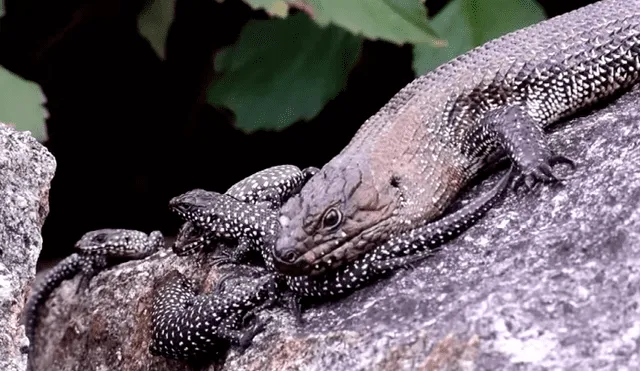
left=0, top=0, right=599, bottom=267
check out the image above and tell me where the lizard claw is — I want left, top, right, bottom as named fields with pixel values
left=548, top=155, right=576, bottom=172
left=513, top=155, right=576, bottom=194
left=76, top=275, right=91, bottom=295
left=237, top=320, right=266, bottom=352
left=209, top=254, right=236, bottom=267
left=211, top=272, right=236, bottom=292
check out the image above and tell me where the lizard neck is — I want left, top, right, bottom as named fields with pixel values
left=351, top=100, right=471, bottom=231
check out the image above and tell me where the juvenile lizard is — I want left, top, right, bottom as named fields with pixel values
left=171, top=164, right=318, bottom=259
left=271, top=0, right=640, bottom=276
left=25, top=228, right=164, bottom=370
left=148, top=270, right=277, bottom=362
left=149, top=165, right=317, bottom=362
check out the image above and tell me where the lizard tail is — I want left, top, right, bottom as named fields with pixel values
left=25, top=254, right=83, bottom=369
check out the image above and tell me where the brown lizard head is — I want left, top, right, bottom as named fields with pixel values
left=272, top=162, right=400, bottom=276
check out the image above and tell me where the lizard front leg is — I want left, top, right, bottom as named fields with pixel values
left=172, top=221, right=213, bottom=256
left=76, top=255, right=108, bottom=294
left=208, top=238, right=261, bottom=267
left=472, top=105, right=575, bottom=191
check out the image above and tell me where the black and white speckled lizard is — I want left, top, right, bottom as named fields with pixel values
left=171, top=164, right=318, bottom=260
left=25, top=228, right=164, bottom=370
left=148, top=270, right=278, bottom=362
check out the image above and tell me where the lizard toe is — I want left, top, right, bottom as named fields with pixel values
left=238, top=320, right=266, bottom=351
left=513, top=154, right=576, bottom=194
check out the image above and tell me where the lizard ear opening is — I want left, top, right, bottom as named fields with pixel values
left=390, top=174, right=407, bottom=205
left=390, top=175, right=400, bottom=188
left=93, top=233, right=108, bottom=243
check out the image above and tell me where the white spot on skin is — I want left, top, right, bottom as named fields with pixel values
left=279, top=215, right=290, bottom=228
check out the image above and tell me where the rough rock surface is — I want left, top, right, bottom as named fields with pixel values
left=0, top=123, right=56, bottom=371
left=30, top=88, right=640, bottom=371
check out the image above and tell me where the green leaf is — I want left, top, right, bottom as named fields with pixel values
left=0, top=67, right=48, bottom=141
left=242, top=0, right=440, bottom=45
left=413, top=0, right=546, bottom=75
left=138, top=0, right=175, bottom=59
left=242, top=0, right=290, bottom=17
left=207, top=12, right=362, bottom=133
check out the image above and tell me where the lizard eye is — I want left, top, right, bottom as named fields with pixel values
left=322, top=208, right=342, bottom=230
left=93, top=233, right=107, bottom=243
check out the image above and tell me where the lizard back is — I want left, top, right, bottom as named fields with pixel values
left=344, top=0, right=640, bottom=183
left=273, top=0, right=640, bottom=276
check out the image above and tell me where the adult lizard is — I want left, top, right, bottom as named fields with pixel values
left=271, top=0, right=640, bottom=276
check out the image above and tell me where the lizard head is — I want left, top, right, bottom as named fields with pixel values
left=75, top=228, right=165, bottom=258
left=273, top=162, right=399, bottom=276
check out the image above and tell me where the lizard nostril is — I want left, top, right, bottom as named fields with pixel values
left=280, top=249, right=298, bottom=263
left=274, top=246, right=299, bottom=264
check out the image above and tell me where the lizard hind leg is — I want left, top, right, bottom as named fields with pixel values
left=75, top=255, right=108, bottom=295
left=480, top=104, right=576, bottom=192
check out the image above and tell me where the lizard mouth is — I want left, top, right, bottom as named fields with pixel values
left=273, top=232, right=367, bottom=276
left=272, top=251, right=313, bottom=275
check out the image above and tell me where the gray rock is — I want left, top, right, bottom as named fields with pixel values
left=30, top=88, right=640, bottom=371
left=0, top=123, right=56, bottom=371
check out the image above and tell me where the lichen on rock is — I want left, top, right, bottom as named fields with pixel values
left=0, top=123, right=56, bottom=371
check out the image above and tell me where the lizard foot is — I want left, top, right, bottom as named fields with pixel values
left=513, top=155, right=576, bottom=193
left=237, top=320, right=267, bottom=352
left=278, top=292, right=304, bottom=325
left=209, top=253, right=237, bottom=267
